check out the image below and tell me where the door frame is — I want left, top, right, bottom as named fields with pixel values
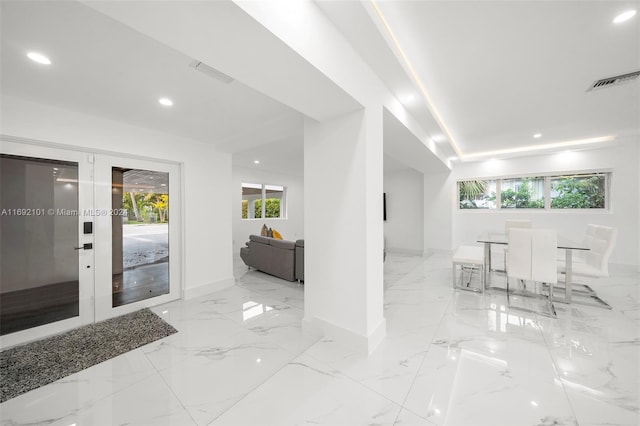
left=93, top=154, right=182, bottom=322
left=0, top=138, right=183, bottom=348
left=0, top=140, right=95, bottom=348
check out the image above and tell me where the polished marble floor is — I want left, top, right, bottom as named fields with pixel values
left=1, top=253, right=638, bottom=425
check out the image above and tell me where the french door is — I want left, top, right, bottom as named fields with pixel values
left=93, top=154, right=181, bottom=322
left=0, top=140, right=181, bottom=348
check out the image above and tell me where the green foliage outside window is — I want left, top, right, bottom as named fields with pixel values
left=500, top=178, right=544, bottom=209
left=458, top=180, right=495, bottom=209
left=265, top=198, right=281, bottom=218
left=241, top=198, right=282, bottom=218
left=123, top=192, right=169, bottom=222
left=551, top=176, right=605, bottom=209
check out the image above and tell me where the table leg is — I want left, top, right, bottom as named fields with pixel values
left=484, top=242, right=491, bottom=291
left=564, top=249, right=573, bottom=303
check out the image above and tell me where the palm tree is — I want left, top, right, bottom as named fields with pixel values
left=459, top=180, right=488, bottom=201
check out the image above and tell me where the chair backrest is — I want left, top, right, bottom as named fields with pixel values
left=505, top=220, right=532, bottom=235
left=584, top=225, right=617, bottom=277
left=507, top=228, right=532, bottom=281
left=508, top=228, right=558, bottom=284
left=531, top=229, right=558, bottom=284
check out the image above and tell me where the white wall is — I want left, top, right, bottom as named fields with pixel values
left=232, top=166, right=304, bottom=250
left=423, top=171, right=453, bottom=255
left=383, top=168, right=424, bottom=254
left=1, top=94, right=235, bottom=296
left=445, top=140, right=639, bottom=266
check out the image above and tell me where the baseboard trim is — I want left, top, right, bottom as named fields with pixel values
left=302, top=316, right=387, bottom=354
left=183, top=277, right=235, bottom=300
left=423, top=248, right=453, bottom=257
left=610, top=263, right=640, bottom=274
left=386, top=247, right=424, bottom=256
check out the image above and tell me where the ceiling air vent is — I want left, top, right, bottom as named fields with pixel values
left=587, top=70, right=640, bottom=92
left=189, top=60, right=235, bottom=84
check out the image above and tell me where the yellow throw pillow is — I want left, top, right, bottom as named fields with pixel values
left=272, top=229, right=283, bottom=240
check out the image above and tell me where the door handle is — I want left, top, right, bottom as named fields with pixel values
left=74, top=243, right=93, bottom=250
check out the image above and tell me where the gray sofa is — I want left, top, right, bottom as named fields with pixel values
left=240, top=235, right=304, bottom=282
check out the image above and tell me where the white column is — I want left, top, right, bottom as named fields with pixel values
left=303, top=106, right=385, bottom=353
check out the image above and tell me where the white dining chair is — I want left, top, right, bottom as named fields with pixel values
left=494, top=219, right=532, bottom=272
left=556, top=224, right=616, bottom=308
left=507, top=228, right=558, bottom=317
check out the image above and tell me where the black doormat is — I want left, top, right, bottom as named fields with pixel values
left=0, top=308, right=177, bottom=402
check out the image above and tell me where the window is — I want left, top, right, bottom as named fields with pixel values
left=264, top=185, right=284, bottom=218
left=241, top=182, right=286, bottom=219
left=242, top=183, right=262, bottom=219
left=458, top=172, right=609, bottom=211
left=550, top=173, right=606, bottom=209
left=458, top=179, right=497, bottom=209
left=500, top=177, right=544, bottom=209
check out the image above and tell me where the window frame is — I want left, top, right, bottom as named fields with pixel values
left=456, top=170, right=610, bottom=212
left=241, top=182, right=287, bottom=220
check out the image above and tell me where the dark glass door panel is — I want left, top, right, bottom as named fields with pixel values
left=0, top=154, right=79, bottom=335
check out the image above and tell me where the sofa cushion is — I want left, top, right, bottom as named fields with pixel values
left=270, top=239, right=296, bottom=250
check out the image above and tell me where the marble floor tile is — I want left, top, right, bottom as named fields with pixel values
left=157, top=331, right=297, bottom=425
left=0, top=348, right=158, bottom=425
left=306, top=327, right=435, bottom=405
left=48, top=374, right=196, bottom=426
left=210, top=354, right=403, bottom=426
left=403, top=341, right=578, bottom=425
left=563, top=388, right=640, bottom=426
left=1, top=252, right=637, bottom=426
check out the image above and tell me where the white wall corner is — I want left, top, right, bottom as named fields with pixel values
left=183, top=277, right=235, bottom=300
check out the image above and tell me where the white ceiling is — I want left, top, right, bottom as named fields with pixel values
left=2, top=1, right=638, bottom=172
left=0, top=0, right=299, bottom=153
left=322, top=0, right=640, bottom=160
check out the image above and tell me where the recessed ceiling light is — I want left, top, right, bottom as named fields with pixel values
left=158, top=97, right=173, bottom=107
left=533, top=133, right=542, bottom=139
left=254, top=160, right=260, bottom=164
left=160, top=183, right=167, bottom=187
left=613, top=10, right=637, bottom=24
left=27, top=52, right=51, bottom=65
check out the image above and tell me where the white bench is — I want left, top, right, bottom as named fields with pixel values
left=452, top=245, right=485, bottom=293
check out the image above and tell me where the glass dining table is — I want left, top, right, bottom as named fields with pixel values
left=477, top=232, right=589, bottom=304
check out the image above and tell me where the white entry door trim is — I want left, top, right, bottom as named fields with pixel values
left=93, top=154, right=182, bottom=322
